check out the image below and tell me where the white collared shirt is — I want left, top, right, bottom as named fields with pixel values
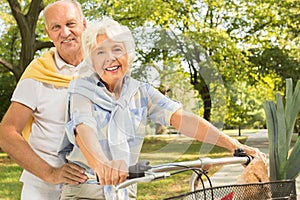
left=54, top=49, right=90, bottom=77
left=11, top=48, right=92, bottom=186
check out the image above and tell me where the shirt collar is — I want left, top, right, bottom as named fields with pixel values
left=54, top=49, right=76, bottom=69
left=96, top=74, right=129, bottom=92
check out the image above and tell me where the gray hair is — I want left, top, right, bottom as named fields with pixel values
left=82, top=17, right=136, bottom=67
left=43, top=0, right=84, bottom=29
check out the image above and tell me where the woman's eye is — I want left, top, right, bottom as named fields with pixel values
left=97, top=51, right=104, bottom=55
left=113, top=48, right=124, bottom=54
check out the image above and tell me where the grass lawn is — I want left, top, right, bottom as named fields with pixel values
left=0, top=153, right=23, bottom=199
left=137, top=135, right=247, bottom=199
left=0, top=134, right=248, bottom=200
left=223, top=129, right=258, bottom=136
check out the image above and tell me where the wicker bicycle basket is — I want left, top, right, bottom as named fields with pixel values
left=165, top=180, right=296, bottom=200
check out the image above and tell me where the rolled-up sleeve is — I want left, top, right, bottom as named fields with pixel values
left=147, top=84, right=182, bottom=126
left=66, top=93, right=97, bottom=145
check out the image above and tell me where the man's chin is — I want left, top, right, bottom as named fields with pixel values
left=61, top=44, right=80, bottom=54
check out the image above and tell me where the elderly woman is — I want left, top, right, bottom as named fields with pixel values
left=59, top=17, right=265, bottom=199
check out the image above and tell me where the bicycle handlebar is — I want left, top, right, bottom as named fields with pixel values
left=116, top=148, right=251, bottom=191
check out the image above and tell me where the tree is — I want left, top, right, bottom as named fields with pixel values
left=225, top=78, right=275, bottom=135
left=1, top=0, right=299, bottom=127
left=1, top=0, right=53, bottom=81
left=249, top=47, right=300, bottom=90
left=235, top=0, right=300, bottom=91
left=0, top=70, right=15, bottom=119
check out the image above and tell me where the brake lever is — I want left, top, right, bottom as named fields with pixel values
left=128, top=160, right=152, bottom=179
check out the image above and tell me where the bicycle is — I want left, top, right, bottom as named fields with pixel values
left=116, top=148, right=296, bottom=200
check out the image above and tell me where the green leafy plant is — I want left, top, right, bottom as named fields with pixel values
left=264, top=78, right=300, bottom=181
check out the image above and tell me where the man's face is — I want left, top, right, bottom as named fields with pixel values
left=92, top=34, right=129, bottom=90
left=45, top=2, right=86, bottom=59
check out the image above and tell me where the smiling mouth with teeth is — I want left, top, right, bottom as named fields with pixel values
left=106, top=65, right=120, bottom=71
left=62, top=38, right=74, bottom=43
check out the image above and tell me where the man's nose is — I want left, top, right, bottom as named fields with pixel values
left=61, top=26, right=71, bottom=37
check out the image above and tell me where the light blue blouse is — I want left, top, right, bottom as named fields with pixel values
left=58, top=73, right=182, bottom=180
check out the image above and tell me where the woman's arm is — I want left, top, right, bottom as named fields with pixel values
left=170, top=109, right=262, bottom=158
left=75, top=124, right=128, bottom=185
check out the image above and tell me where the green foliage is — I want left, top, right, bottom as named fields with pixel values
left=226, top=82, right=259, bottom=130
left=249, top=47, right=300, bottom=90
left=0, top=69, right=16, bottom=120
left=264, top=78, right=300, bottom=180
left=225, top=75, right=280, bottom=131
left=0, top=0, right=299, bottom=126
left=0, top=153, right=23, bottom=199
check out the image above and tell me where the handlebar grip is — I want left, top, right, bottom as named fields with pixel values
left=128, top=160, right=152, bottom=179
left=234, top=148, right=252, bottom=165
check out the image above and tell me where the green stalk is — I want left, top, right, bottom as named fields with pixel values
left=286, top=80, right=300, bottom=146
left=265, top=78, right=300, bottom=181
left=264, top=101, right=279, bottom=180
left=286, top=138, right=300, bottom=179
left=275, top=93, right=287, bottom=179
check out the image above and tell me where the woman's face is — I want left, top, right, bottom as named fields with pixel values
left=91, top=34, right=129, bottom=90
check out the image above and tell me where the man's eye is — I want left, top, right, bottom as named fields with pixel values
left=51, top=25, right=60, bottom=31
left=67, top=22, right=77, bottom=27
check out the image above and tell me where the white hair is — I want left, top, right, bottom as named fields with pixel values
left=82, top=17, right=136, bottom=67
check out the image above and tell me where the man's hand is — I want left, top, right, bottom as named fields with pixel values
left=48, top=163, right=88, bottom=185
left=95, top=160, right=128, bottom=186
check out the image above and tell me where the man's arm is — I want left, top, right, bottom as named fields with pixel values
left=0, top=102, right=87, bottom=185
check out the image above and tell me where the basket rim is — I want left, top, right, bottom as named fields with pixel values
left=205, top=179, right=296, bottom=190
left=165, top=179, right=296, bottom=200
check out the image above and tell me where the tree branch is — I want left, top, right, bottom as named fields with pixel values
left=7, top=0, right=25, bottom=28
left=0, top=58, right=14, bottom=72
left=35, top=41, right=54, bottom=51
left=26, top=0, right=44, bottom=30
left=27, top=0, right=44, bottom=16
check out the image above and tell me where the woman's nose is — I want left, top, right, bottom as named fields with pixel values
left=106, top=53, right=116, bottom=62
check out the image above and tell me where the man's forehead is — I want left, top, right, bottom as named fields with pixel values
left=45, top=2, right=80, bottom=23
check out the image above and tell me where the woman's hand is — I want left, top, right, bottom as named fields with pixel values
left=75, top=125, right=129, bottom=185
left=94, top=160, right=128, bottom=186
left=240, top=144, right=267, bottom=164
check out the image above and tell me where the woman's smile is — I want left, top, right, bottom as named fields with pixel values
left=105, top=65, right=121, bottom=72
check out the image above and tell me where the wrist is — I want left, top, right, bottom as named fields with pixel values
left=229, top=138, right=242, bottom=153
left=90, top=159, right=109, bottom=170
left=42, top=166, right=57, bottom=184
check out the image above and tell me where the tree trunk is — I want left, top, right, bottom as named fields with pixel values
left=7, top=0, right=52, bottom=81
left=200, top=83, right=211, bottom=121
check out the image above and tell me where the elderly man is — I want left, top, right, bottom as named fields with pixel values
left=0, top=0, right=90, bottom=199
